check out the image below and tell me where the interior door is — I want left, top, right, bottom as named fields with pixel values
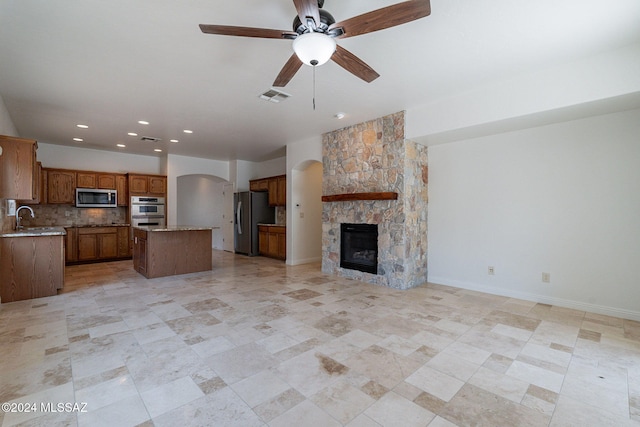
left=222, top=182, right=234, bottom=252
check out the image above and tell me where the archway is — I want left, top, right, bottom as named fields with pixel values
left=289, top=160, right=323, bottom=265
left=176, top=174, right=230, bottom=250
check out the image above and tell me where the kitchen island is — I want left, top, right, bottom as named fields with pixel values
left=133, top=226, right=212, bottom=279
left=0, top=227, right=66, bottom=302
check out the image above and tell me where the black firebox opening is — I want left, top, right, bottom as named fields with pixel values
left=340, top=223, right=378, bottom=274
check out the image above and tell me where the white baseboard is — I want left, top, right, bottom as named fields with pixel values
left=428, top=276, right=640, bottom=322
left=287, top=256, right=322, bottom=266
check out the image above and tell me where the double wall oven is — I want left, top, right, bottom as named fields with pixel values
left=131, top=196, right=165, bottom=229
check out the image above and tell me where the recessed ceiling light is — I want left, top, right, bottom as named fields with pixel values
left=154, top=149, right=162, bottom=153
left=183, top=129, right=193, bottom=134
left=138, top=120, right=149, bottom=125
left=117, top=144, right=126, bottom=148
left=73, top=138, right=83, bottom=142
left=335, top=112, right=345, bottom=119
left=128, top=132, right=138, bottom=136
left=76, top=124, right=89, bottom=129
left=170, top=139, right=179, bottom=143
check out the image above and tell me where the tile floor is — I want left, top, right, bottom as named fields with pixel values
left=1, top=250, right=639, bottom=426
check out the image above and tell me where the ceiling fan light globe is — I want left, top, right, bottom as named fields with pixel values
left=292, top=32, right=336, bottom=66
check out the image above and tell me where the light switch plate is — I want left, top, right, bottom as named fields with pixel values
left=6, top=199, right=16, bottom=216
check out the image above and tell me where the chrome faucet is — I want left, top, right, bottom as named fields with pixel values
left=15, top=205, right=35, bottom=229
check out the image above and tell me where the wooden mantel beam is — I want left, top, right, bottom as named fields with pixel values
left=321, top=192, right=398, bottom=202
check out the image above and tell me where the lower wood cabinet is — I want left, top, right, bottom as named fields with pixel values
left=66, top=226, right=131, bottom=263
left=0, top=235, right=64, bottom=302
left=258, top=225, right=286, bottom=260
left=65, top=227, right=78, bottom=263
left=133, top=228, right=147, bottom=275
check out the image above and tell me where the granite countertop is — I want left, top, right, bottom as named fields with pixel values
left=1, top=227, right=67, bottom=238
left=258, top=223, right=286, bottom=227
left=74, top=224, right=130, bottom=228
left=134, top=225, right=214, bottom=232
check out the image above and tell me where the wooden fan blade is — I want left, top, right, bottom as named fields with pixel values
left=331, top=45, right=380, bottom=83
left=199, top=24, right=297, bottom=40
left=293, top=0, right=321, bottom=30
left=329, top=0, right=431, bottom=39
left=273, top=54, right=304, bottom=87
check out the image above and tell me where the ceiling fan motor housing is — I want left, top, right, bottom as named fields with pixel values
left=293, top=8, right=335, bottom=35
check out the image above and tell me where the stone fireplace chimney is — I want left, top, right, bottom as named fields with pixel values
left=322, top=111, right=428, bottom=289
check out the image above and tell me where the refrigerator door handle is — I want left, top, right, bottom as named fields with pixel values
left=236, top=200, right=242, bottom=235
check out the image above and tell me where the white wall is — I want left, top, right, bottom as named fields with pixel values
left=232, top=157, right=287, bottom=192
left=428, top=108, right=640, bottom=320
left=289, top=161, right=323, bottom=265
left=0, top=94, right=18, bottom=137
left=177, top=174, right=226, bottom=249
left=36, top=143, right=163, bottom=174
left=286, top=135, right=322, bottom=265
left=406, top=43, right=640, bottom=144
left=166, top=154, right=229, bottom=226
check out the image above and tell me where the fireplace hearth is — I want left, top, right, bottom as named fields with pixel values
left=340, top=223, right=378, bottom=274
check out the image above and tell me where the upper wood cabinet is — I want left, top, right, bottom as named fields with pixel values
left=46, top=168, right=76, bottom=204
left=97, top=173, right=116, bottom=189
left=115, top=174, right=128, bottom=206
left=76, top=172, right=97, bottom=188
left=249, top=178, right=269, bottom=192
left=0, top=135, right=37, bottom=200
left=76, top=172, right=117, bottom=190
left=128, top=174, right=166, bottom=196
left=276, top=175, right=286, bottom=206
left=249, top=174, right=286, bottom=207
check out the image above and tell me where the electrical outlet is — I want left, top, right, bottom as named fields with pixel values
left=6, top=199, right=16, bottom=216
left=542, top=272, right=551, bottom=283
left=488, top=266, right=495, bottom=275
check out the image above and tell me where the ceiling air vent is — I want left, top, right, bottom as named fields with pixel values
left=140, top=136, right=162, bottom=142
left=259, top=88, right=291, bottom=103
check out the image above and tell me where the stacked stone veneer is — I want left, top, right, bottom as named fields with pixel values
left=321, top=111, right=428, bottom=289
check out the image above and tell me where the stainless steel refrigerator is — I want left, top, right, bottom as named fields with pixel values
left=234, top=191, right=275, bottom=256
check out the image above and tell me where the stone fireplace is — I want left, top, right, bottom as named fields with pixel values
left=322, top=111, right=428, bottom=290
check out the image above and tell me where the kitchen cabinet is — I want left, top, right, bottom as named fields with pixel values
left=78, top=227, right=118, bottom=261
left=258, top=225, right=286, bottom=260
left=97, top=173, right=116, bottom=189
left=0, top=135, right=37, bottom=200
left=65, top=227, right=78, bottom=263
left=117, top=226, right=131, bottom=257
left=74, top=226, right=130, bottom=262
left=133, top=226, right=212, bottom=279
left=128, top=174, right=166, bottom=196
left=116, top=174, right=128, bottom=206
left=46, top=168, right=76, bottom=204
left=77, top=172, right=117, bottom=190
left=18, top=161, right=43, bottom=205
left=249, top=178, right=269, bottom=192
left=276, top=175, right=286, bottom=206
left=133, top=228, right=147, bottom=275
left=76, top=172, right=97, bottom=188
left=250, top=174, right=286, bottom=207
left=0, top=234, right=64, bottom=302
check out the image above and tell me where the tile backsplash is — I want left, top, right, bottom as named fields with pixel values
left=18, top=205, right=128, bottom=227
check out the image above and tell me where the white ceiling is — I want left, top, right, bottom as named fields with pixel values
left=1, top=0, right=639, bottom=162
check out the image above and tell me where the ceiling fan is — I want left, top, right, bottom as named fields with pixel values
left=199, top=0, right=431, bottom=87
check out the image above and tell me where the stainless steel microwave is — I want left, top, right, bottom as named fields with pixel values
left=76, top=188, right=117, bottom=208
